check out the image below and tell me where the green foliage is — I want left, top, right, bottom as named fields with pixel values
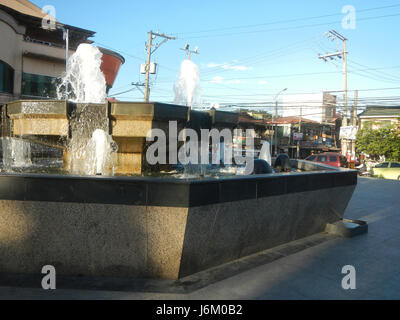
left=356, top=123, right=400, bottom=161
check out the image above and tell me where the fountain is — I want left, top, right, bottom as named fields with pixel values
left=88, top=129, right=118, bottom=176
left=174, top=59, right=201, bottom=108
left=0, top=46, right=360, bottom=280
left=57, top=44, right=107, bottom=104
left=259, top=141, right=272, bottom=166
left=1, top=137, right=31, bottom=169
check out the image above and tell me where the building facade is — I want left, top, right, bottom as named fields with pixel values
left=0, top=0, right=124, bottom=104
left=281, top=92, right=337, bottom=124
left=359, top=106, right=400, bottom=129
left=268, top=116, right=339, bottom=159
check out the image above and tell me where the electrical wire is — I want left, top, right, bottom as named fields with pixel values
left=174, top=4, right=400, bottom=37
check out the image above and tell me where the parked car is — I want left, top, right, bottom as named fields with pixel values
left=305, top=152, right=347, bottom=168
left=372, top=162, right=400, bottom=180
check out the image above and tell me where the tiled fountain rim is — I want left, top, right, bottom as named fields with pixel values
left=0, top=164, right=357, bottom=207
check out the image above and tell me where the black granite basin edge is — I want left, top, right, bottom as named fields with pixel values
left=0, top=170, right=357, bottom=207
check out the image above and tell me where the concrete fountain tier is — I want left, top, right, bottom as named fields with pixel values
left=5, top=100, right=71, bottom=137
left=1, top=100, right=191, bottom=174
left=0, top=161, right=357, bottom=279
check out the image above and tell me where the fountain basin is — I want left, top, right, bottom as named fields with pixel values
left=0, top=161, right=357, bottom=279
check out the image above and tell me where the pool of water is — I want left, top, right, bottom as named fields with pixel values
left=0, top=159, right=306, bottom=179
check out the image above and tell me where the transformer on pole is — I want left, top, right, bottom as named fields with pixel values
left=144, top=31, right=177, bottom=102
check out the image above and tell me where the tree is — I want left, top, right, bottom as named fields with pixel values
left=356, top=123, right=400, bottom=161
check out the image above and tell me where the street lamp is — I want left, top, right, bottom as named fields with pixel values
left=41, top=19, right=69, bottom=71
left=50, top=24, right=69, bottom=70
left=271, top=88, right=288, bottom=156
left=180, top=44, right=199, bottom=60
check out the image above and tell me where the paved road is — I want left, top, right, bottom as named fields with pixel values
left=1, top=177, right=399, bottom=300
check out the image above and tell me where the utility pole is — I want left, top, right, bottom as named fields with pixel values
left=351, top=90, right=358, bottom=160
left=297, top=107, right=302, bottom=159
left=319, top=30, right=348, bottom=156
left=144, top=30, right=176, bottom=102
left=352, top=90, right=358, bottom=127
left=274, top=100, right=279, bottom=156
left=272, top=88, right=288, bottom=157
left=343, top=38, right=348, bottom=128
left=144, top=31, right=153, bottom=103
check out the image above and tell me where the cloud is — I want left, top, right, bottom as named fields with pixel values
left=206, top=62, right=252, bottom=71
left=209, top=77, right=245, bottom=85
left=257, top=80, right=267, bottom=85
left=207, top=62, right=220, bottom=68
left=222, top=65, right=252, bottom=71
left=210, top=76, right=224, bottom=83
left=227, top=79, right=242, bottom=84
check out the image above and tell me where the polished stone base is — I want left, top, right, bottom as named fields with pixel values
left=0, top=160, right=358, bottom=279
left=0, top=201, right=188, bottom=279
left=180, top=186, right=355, bottom=278
left=0, top=176, right=356, bottom=279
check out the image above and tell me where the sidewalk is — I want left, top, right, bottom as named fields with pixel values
left=1, top=177, right=399, bottom=300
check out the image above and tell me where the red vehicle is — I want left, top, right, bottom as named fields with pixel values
left=305, top=152, right=347, bottom=168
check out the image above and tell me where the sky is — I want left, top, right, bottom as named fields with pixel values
left=32, top=0, right=400, bottom=111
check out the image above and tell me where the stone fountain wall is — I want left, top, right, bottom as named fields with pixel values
left=0, top=163, right=357, bottom=279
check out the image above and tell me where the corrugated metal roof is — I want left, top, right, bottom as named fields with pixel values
left=266, top=116, right=322, bottom=125
left=359, top=106, right=400, bottom=118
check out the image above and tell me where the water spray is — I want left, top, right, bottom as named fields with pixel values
left=174, top=44, right=201, bottom=114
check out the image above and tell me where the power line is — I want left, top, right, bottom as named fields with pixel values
left=153, top=65, right=400, bottom=84
left=318, top=55, right=400, bottom=84
left=199, top=38, right=317, bottom=78
left=114, top=96, right=400, bottom=105
left=179, top=12, right=400, bottom=40
left=175, top=4, right=400, bottom=37
left=348, top=59, right=400, bottom=81
left=131, top=89, right=400, bottom=106
left=322, top=56, right=400, bottom=84
left=93, top=40, right=179, bottom=74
